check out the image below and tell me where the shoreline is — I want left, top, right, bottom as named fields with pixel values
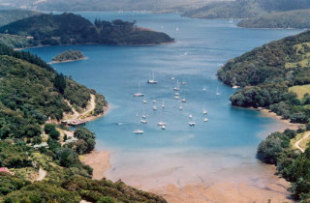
left=257, top=107, right=302, bottom=131
left=83, top=104, right=298, bottom=202
left=48, top=57, right=88, bottom=64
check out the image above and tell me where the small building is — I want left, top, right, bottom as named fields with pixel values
left=33, top=142, right=49, bottom=149
left=0, top=167, right=15, bottom=175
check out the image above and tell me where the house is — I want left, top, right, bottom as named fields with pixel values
left=0, top=167, right=15, bottom=175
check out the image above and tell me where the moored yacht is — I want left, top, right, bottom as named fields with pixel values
left=188, top=121, right=196, bottom=127
left=133, top=129, right=144, bottom=134
left=147, top=72, right=158, bottom=84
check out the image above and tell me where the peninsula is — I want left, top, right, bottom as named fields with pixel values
left=0, top=43, right=166, bottom=202
left=218, top=30, right=310, bottom=201
left=0, top=13, right=174, bottom=48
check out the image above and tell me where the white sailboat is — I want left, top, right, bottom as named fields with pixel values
left=203, top=118, right=209, bottom=122
left=140, top=119, right=147, bottom=124
left=147, top=72, right=158, bottom=84
left=133, top=129, right=144, bottom=134
left=179, top=105, right=183, bottom=111
left=133, top=83, right=144, bottom=97
left=173, top=80, right=180, bottom=91
left=216, top=86, right=220, bottom=96
left=203, top=109, right=208, bottom=115
left=157, top=121, right=166, bottom=126
left=161, top=100, right=165, bottom=109
left=188, top=121, right=196, bottom=127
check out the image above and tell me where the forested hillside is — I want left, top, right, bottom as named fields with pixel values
left=0, top=43, right=165, bottom=202
left=0, top=13, right=174, bottom=48
left=184, top=0, right=310, bottom=29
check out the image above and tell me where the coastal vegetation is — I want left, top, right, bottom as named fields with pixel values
left=238, top=9, right=310, bottom=29
left=218, top=25, right=310, bottom=201
left=257, top=128, right=310, bottom=201
left=0, top=13, right=174, bottom=48
left=0, top=43, right=165, bottom=202
left=52, top=50, right=85, bottom=63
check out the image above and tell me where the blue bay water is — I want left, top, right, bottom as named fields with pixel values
left=29, top=12, right=301, bottom=191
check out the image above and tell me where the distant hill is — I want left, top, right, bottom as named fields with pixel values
left=184, top=0, right=310, bottom=29
left=0, top=0, right=220, bottom=13
left=0, top=13, right=174, bottom=47
left=238, top=9, right=310, bottom=29
left=0, top=9, right=38, bottom=26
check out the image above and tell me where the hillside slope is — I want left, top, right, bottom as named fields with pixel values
left=184, top=0, right=310, bottom=29
left=0, top=13, right=174, bottom=47
left=0, top=43, right=166, bottom=202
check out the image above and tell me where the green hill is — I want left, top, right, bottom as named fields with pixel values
left=218, top=30, right=310, bottom=87
left=0, top=43, right=165, bottom=202
left=52, top=50, right=85, bottom=63
left=184, top=0, right=310, bottom=29
left=217, top=27, right=310, bottom=202
left=0, top=13, right=174, bottom=48
left=238, top=9, right=310, bottom=29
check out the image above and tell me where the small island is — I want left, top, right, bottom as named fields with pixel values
left=50, top=50, right=86, bottom=64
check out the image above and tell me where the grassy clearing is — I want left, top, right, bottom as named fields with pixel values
left=291, top=131, right=310, bottom=151
left=289, top=84, right=310, bottom=99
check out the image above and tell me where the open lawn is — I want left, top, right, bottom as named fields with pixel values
left=289, top=84, right=310, bottom=99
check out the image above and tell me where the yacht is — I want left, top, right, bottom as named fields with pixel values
left=141, top=114, right=147, bottom=119
left=174, top=95, right=180, bottom=100
left=173, top=80, right=180, bottom=91
left=188, top=114, right=193, bottom=119
left=179, top=105, right=183, bottom=111
left=181, top=98, right=186, bottom=103
left=161, top=125, right=166, bottom=130
left=202, top=87, right=207, bottom=92
left=157, top=121, right=166, bottom=126
left=141, top=119, right=147, bottom=124
left=188, top=121, right=196, bottom=127
left=171, top=76, right=175, bottom=80
left=232, top=85, right=240, bottom=89
left=143, top=99, right=147, bottom=104
left=133, top=129, right=144, bottom=134
left=161, top=100, right=165, bottom=109
left=153, top=105, right=157, bottom=111
left=174, top=92, right=180, bottom=96
left=204, top=118, right=209, bottom=122
left=147, top=72, right=158, bottom=84
left=216, top=86, right=221, bottom=96
left=203, top=109, right=208, bottom=115
left=133, top=83, right=144, bottom=97
left=134, top=93, right=144, bottom=97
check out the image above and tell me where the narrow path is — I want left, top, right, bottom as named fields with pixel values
left=36, top=168, right=47, bottom=181
left=65, top=94, right=96, bottom=120
left=294, top=132, right=310, bottom=153
left=80, top=94, right=96, bottom=117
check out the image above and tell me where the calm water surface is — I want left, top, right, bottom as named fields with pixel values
left=29, top=12, right=301, bottom=189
